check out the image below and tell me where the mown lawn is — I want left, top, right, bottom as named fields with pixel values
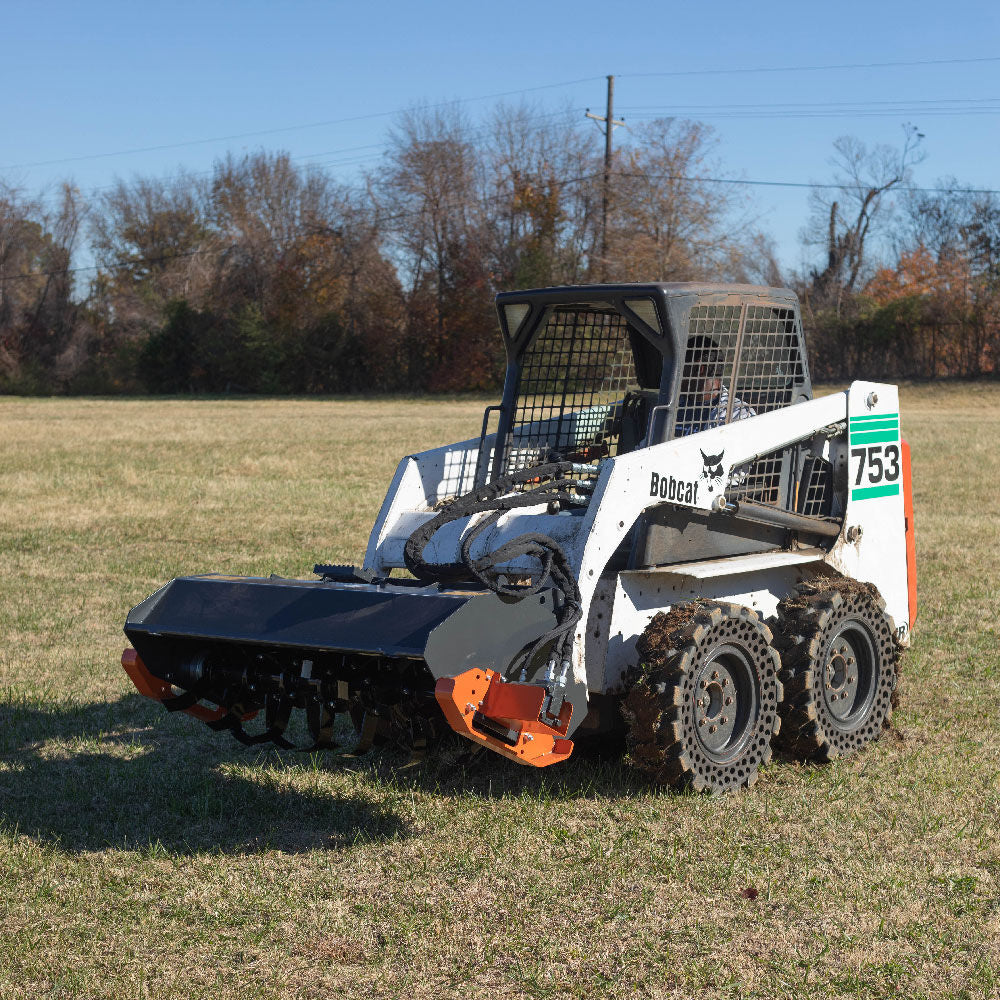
left=1, top=385, right=998, bottom=999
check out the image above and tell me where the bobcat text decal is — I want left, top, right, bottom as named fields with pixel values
left=649, top=471, right=699, bottom=505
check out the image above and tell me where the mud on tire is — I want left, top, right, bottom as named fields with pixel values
left=622, top=602, right=783, bottom=793
left=772, top=579, right=899, bottom=761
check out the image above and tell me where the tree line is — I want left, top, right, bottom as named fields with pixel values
left=1, top=104, right=997, bottom=395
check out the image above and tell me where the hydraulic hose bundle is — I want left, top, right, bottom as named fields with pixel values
left=404, top=462, right=593, bottom=683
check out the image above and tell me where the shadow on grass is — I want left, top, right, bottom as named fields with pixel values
left=1, top=689, right=664, bottom=854
left=0, top=694, right=410, bottom=854
left=324, top=727, right=656, bottom=803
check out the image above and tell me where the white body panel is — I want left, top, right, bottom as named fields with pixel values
left=826, top=384, right=909, bottom=644
left=597, top=562, right=833, bottom=692
left=364, top=432, right=496, bottom=570
left=362, top=381, right=911, bottom=705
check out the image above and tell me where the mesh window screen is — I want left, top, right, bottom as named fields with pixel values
left=504, top=307, right=640, bottom=475
left=727, top=306, right=805, bottom=506
left=676, top=301, right=808, bottom=510
left=676, top=303, right=805, bottom=436
left=675, top=305, right=741, bottom=435
left=732, top=306, right=804, bottom=415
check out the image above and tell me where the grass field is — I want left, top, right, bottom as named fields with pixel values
left=1, top=385, right=999, bottom=1000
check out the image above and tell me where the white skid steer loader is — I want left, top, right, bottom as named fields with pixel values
left=122, top=283, right=916, bottom=793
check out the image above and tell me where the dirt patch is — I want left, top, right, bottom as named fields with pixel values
left=634, top=600, right=709, bottom=671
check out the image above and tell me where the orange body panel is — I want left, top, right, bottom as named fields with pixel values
left=435, top=668, right=573, bottom=766
left=121, top=647, right=252, bottom=724
left=901, top=440, right=917, bottom=629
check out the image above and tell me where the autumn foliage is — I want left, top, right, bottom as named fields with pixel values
left=2, top=113, right=998, bottom=394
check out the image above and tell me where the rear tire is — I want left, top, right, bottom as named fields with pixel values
left=772, top=580, right=898, bottom=761
left=622, top=603, right=782, bottom=793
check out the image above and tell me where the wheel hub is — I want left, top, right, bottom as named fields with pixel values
left=822, top=623, right=877, bottom=726
left=693, top=643, right=758, bottom=762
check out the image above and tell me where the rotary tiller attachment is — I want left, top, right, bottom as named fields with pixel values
left=121, top=572, right=583, bottom=763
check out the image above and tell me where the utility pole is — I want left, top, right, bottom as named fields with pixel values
left=586, top=75, right=625, bottom=281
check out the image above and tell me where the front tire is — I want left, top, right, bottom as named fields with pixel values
left=623, top=603, right=782, bottom=793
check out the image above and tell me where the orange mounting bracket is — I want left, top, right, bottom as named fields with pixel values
left=435, top=667, right=573, bottom=767
left=121, top=647, right=256, bottom=724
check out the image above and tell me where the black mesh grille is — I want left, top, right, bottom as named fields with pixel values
left=798, top=456, right=834, bottom=517
left=676, top=301, right=808, bottom=510
left=503, top=307, right=640, bottom=474
left=729, top=451, right=786, bottom=507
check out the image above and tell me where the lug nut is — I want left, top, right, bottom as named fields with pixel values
left=699, top=718, right=706, bottom=727
left=712, top=670, right=719, bottom=680
left=709, top=724, right=718, bottom=734
left=725, top=696, right=733, bottom=705
left=721, top=716, right=728, bottom=724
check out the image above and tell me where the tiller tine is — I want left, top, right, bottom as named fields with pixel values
left=343, top=712, right=380, bottom=757
left=304, top=701, right=339, bottom=752
left=400, top=716, right=431, bottom=770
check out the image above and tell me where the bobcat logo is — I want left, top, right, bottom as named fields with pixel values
left=700, top=449, right=725, bottom=493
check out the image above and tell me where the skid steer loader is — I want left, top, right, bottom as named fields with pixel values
left=121, top=283, right=916, bottom=792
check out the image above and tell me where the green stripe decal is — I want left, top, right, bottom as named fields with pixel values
left=852, top=483, right=901, bottom=501
left=851, top=412, right=899, bottom=423
left=850, top=429, right=900, bottom=444
left=850, top=419, right=899, bottom=432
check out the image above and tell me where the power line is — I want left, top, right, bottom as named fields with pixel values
left=623, top=54, right=1000, bottom=78
left=0, top=77, right=603, bottom=172
left=624, top=108, right=1000, bottom=121
left=24, top=107, right=584, bottom=205
left=622, top=97, right=1000, bottom=110
left=616, top=171, right=1000, bottom=196
left=7, top=53, right=997, bottom=173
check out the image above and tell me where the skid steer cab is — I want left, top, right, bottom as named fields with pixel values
left=122, top=283, right=916, bottom=793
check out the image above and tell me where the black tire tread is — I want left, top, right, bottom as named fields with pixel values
left=622, top=601, right=783, bottom=793
left=773, top=579, right=899, bottom=761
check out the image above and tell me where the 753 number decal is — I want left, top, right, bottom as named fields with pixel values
left=852, top=443, right=900, bottom=486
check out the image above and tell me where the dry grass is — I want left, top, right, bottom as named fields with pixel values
left=0, top=385, right=998, bottom=1000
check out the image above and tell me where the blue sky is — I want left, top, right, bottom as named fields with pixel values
left=2, top=0, right=998, bottom=275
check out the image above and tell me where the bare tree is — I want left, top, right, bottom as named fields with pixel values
left=803, top=127, right=924, bottom=311
left=0, top=182, right=86, bottom=387
left=211, top=151, right=346, bottom=325
left=484, top=101, right=600, bottom=287
left=902, top=179, right=1000, bottom=277
left=0, top=183, right=45, bottom=381
left=374, top=105, right=486, bottom=323
left=372, top=105, right=504, bottom=388
left=92, top=170, right=215, bottom=335
left=608, top=118, right=764, bottom=283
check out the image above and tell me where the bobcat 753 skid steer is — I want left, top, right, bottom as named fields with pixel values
left=121, top=283, right=916, bottom=792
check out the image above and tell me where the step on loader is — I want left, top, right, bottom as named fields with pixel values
left=121, top=283, right=916, bottom=792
